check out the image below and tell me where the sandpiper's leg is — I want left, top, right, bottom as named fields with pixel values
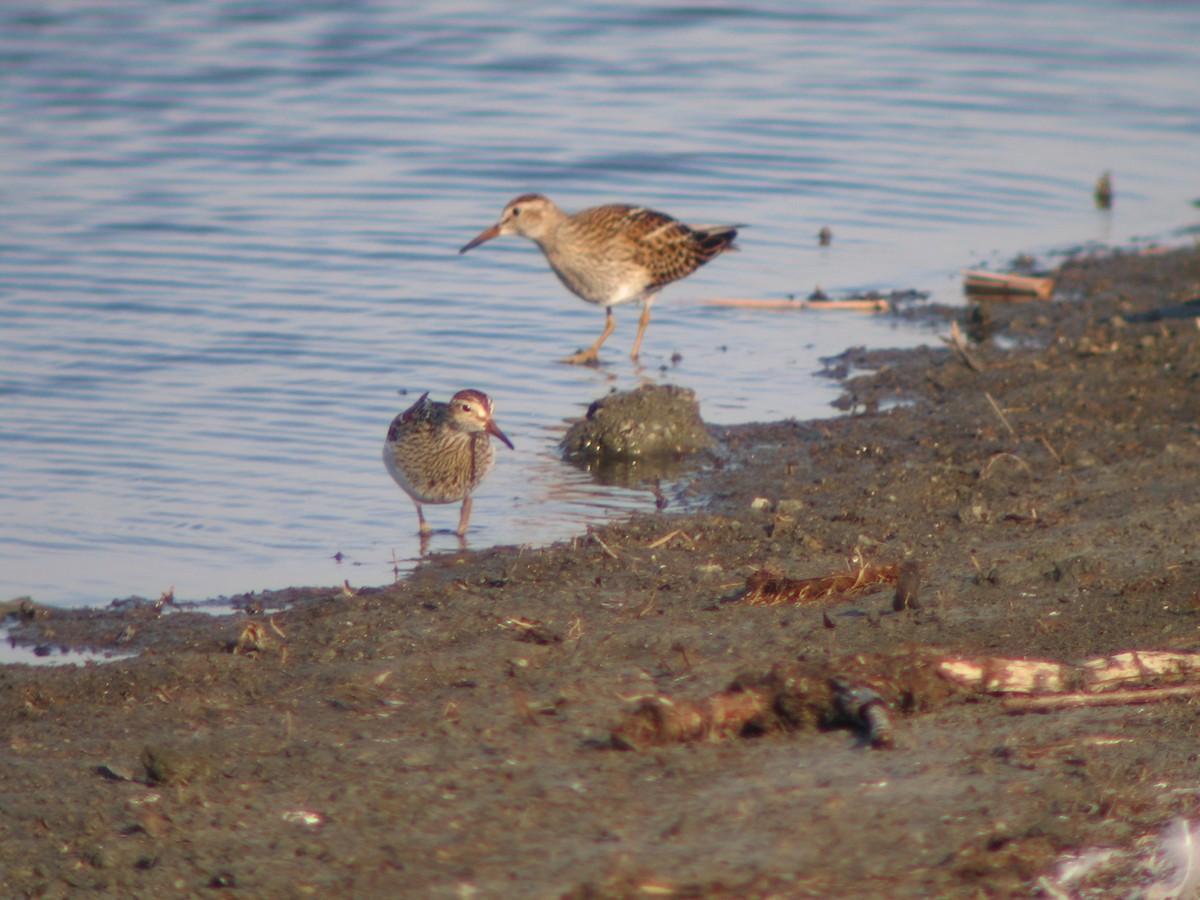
left=630, top=294, right=657, bottom=360
left=561, top=307, right=616, bottom=365
left=455, top=496, right=474, bottom=535
left=416, top=504, right=431, bottom=536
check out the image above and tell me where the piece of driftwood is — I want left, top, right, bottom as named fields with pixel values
left=608, top=649, right=1200, bottom=753
left=697, top=297, right=891, bottom=312
left=1004, top=684, right=1200, bottom=712
left=938, top=650, right=1200, bottom=695
left=610, top=664, right=905, bottom=751
left=963, top=269, right=1055, bottom=300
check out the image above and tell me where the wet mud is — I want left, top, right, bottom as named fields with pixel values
left=3, top=244, right=1200, bottom=897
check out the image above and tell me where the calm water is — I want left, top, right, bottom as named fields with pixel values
left=2, top=1, right=1197, bottom=607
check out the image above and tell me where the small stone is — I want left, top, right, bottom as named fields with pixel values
left=560, top=384, right=711, bottom=462
left=141, top=745, right=211, bottom=785
left=775, top=499, right=807, bottom=517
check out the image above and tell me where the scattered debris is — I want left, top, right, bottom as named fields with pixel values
left=943, top=319, right=986, bottom=372
left=500, top=616, right=561, bottom=645
left=736, top=560, right=899, bottom=606
left=963, top=269, right=1055, bottom=300
left=699, top=287, right=927, bottom=312
left=892, top=559, right=922, bottom=611
left=1113, top=295, right=1200, bottom=323
left=1094, top=170, right=1113, bottom=210
left=609, top=652, right=943, bottom=751
left=939, top=649, right=1200, bottom=711
left=141, top=744, right=211, bottom=785
left=229, top=621, right=268, bottom=655
left=282, top=810, right=326, bottom=829
left=1145, top=818, right=1200, bottom=900
left=611, top=647, right=1200, bottom=752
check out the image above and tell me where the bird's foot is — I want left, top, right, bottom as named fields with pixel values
left=559, top=348, right=603, bottom=366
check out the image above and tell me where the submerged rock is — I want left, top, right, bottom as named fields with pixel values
left=560, top=384, right=712, bottom=463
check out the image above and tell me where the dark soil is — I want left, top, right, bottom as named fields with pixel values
left=3, top=244, right=1200, bottom=898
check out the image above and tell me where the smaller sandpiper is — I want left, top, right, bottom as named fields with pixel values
left=460, top=194, right=739, bottom=364
left=383, top=390, right=514, bottom=537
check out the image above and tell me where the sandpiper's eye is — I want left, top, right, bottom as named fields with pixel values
left=511, top=207, right=520, bottom=217
left=461, top=403, right=472, bottom=412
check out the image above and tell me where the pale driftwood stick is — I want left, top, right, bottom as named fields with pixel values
left=802, top=299, right=890, bottom=311
left=939, top=656, right=1068, bottom=694
left=939, top=651, right=1200, bottom=696
left=696, top=297, right=891, bottom=312
left=1080, top=650, right=1200, bottom=686
left=1003, top=683, right=1200, bottom=712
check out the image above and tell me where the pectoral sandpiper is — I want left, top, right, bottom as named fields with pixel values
left=383, top=390, right=513, bottom=536
left=460, top=194, right=739, bottom=364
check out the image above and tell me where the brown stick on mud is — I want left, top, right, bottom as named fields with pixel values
left=962, top=269, right=1055, bottom=300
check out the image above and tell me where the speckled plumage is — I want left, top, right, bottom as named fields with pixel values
left=383, top=390, right=513, bottom=536
left=460, top=193, right=739, bottom=364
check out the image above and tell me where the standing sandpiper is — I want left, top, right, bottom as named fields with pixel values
left=383, top=390, right=514, bottom=537
left=460, top=194, right=739, bottom=365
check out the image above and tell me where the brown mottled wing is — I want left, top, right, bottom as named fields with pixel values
left=620, top=207, right=738, bottom=289
left=387, top=392, right=432, bottom=442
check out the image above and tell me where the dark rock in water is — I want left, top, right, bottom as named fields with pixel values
left=560, top=384, right=711, bottom=463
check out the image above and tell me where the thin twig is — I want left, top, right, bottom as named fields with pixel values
left=985, top=391, right=1018, bottom=438
left=648, top=529, right=696, bottom=549
left=1003, top=683, right=1200, bottom=712
left=1039, top=435, right=1063, bottom=464
left=943, top=320, right=985, bottom=372
left=592, top=533, right=619, bottom=559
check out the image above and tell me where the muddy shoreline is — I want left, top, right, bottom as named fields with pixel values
left=3, top=242, right=1200, bottom=897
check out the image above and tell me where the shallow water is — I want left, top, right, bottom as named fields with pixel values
left=2, top=0, right=1197, bottom=607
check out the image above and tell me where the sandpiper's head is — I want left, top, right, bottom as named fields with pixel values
left=459, top=194, right=555, bottom=253
left=447, top=389, right=514, bottom=449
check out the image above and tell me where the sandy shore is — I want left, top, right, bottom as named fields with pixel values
left=3, top=242, right=1199, bottom=897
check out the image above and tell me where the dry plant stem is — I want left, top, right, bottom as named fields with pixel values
left=943, top=320, right=985, bottom=372
left=1003, top=684, right=1200, bottom=712
left=984, top=391, right=1018, bottom=438
left=738, top=562, right=899, bottom=606
left=591, top=532, right=620, bottom=559
left=697, top=298, right=890, bottom=311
